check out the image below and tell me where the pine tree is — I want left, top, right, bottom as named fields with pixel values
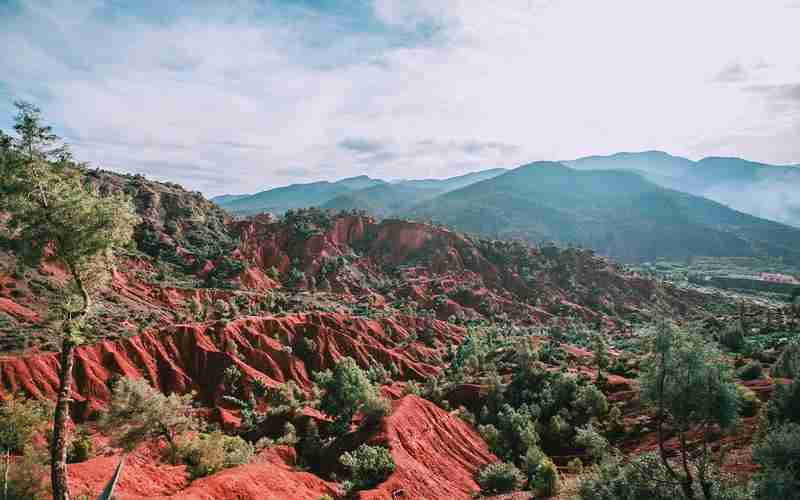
left=0, top=102, right=138, bottom=500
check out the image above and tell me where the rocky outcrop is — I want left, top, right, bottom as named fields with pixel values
left=0, top=313, right=465, bottom=417
left=358, top=395, right=496, bottom=500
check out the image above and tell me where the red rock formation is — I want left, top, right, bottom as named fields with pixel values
left=0, top=313, right=465, bottom=417
left=69, top=443, right=339, bottom=500
left=66, top=397, right=496, bottom=500
left=358, top=395, right=496, bottom=500
left=0, top=297, right=40, bottom=323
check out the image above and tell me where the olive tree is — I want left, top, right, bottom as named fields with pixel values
left=0, top=102, right=138, bottom=500
left=640, top=321, right=740, bottom=500
left=99, top=378, right=201, bottom=463
left=752, top=423, right=800, bottom=499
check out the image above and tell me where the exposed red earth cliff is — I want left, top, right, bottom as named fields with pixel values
left=64, top=395, right=491, bottom=500
left=0, top=313, right=465, bottom=417
left=68, top=441, right=339, bottom=499
left=356, top=395, right=496, bottom=500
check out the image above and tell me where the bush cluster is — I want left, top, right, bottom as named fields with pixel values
left=475, top=461, right=525, bottom=494
left=339, top=444, right=395, bottom=492
left=180, top=431, right=254, bottom=479
left=316, top=357, right=390, bottom=435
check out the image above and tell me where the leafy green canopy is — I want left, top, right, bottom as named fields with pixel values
left=640, top=322, right=740, bottom=433
left=634, top=322, right=742, bottom=500
left=752, top=423, right=800, bottom=500
left=0, top=394, right=52, bottom=454
left=315, top=357, right=384, bottom=435
left=339, top=444, right=395, bottom=491
left=0, top=102, right=137, bottom=336
left=99, top=378, right=200, bottom=461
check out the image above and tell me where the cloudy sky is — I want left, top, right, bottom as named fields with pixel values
left=1, top=0, right=799, bottom=196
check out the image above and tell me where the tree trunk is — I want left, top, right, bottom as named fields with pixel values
left=679, top=432, right=695, bottom=500
left=50, top=338, right=75, bottom=500
left=655, top=349, right=680, bottom=484
left=51, top=263, right=90, bottom=500
left=4, top=450, right=10, bottom=500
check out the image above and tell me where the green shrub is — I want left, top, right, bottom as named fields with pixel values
left=316, top=357, right=382, bottom=435
left=475, top=461, right=525, bottom=495
left=737, top=385, right=761, bottom=418
left=575, top=424, right=609, bottom=462
left=403, top=381, right=421, bottom=396
left=772, top=342, right=800, bottom=379
left=763, top=377, right=800, bottom=428
left=737, top=360, right=763, bottom=380
left=568, top=457, right=584, bottom=474
left=361, top=395, right=392, bottom=428
left=264, top=381, right=306, bottom=417
left=752, top=423, right=800, bottom=500
left=339, top=444, right=395, bottom=491
left=575, top=384, right=609, bottom=420
left=606, top=405, right=626, bottom=440
left=719, top=323, right=746, bottom=352
left=366, top=364, right=390, bottom=385
left=275, top=422, right=298, bottom=446
left=531, top=457, right=560, bottom=497
left=286, top=267, right=306, bottom=289
left=204, top=257, right=244, bottom=288
left=67, top=426, right=93, bottom=463
left=578, top=453, right=683, bottom=500
left=99, top=377, right=200, bottom=463
left=181, top=431, right=254, bottom=479
left=0, top=394, right=52, bottom=454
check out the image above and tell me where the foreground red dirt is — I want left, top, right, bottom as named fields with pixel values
left=66, top=395, right=491, bottom=499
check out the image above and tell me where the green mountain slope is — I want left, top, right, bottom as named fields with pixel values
left=217, top=170, right=507, bottom=216
left=321, top=169, right=508, bottom=217
left=216, top=175, right=386, bottom=215
left=410, top=162, right=800, bottom=263
left=566, top=152, right=800, bottom=227
left=394, top=168, right=508, bottom=191
left=322, top=183, right=441, bottom=217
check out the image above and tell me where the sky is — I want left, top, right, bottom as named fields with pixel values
left=1, top=0, right=799, bottom=196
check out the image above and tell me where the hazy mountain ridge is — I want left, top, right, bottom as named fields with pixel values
left=213, top=155, right=800, bottom=263
left=409, top=161, right=800, bottom=263
left=566, top=151, right=800, bottom=227
left=215, top=169, right=507, bottom=216
left=212, top=175, right=387, bottom=215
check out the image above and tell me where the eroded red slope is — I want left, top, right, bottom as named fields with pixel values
left=0, top=313, right=465, bottom=416
left=358, top=395, right=496, bottom=500
left=67, top=396, right=494, bottom=500
left=68, top=444, right=339, bottom=500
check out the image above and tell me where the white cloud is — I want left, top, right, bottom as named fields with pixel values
left=1, top=0, right=799, bottom=196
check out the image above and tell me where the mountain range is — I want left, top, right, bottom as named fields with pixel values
left=410, top=162, right=800, bottom=263
left=213, top=153, right=800, bottom=263
left=565, top=151, right=800, bottom=228
left=212, top=169, right=507, bottom=216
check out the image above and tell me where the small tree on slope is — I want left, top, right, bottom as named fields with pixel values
left=639, top=321, right=740, bottom=500
left=0, top=102, right=137, bottom=500
left=99, top=378, right=201, bottom=463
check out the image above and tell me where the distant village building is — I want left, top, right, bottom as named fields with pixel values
left=760, top=272, right=800, bottom=284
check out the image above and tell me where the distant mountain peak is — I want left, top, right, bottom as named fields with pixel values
left=337, top=174, right=375, bottom=182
